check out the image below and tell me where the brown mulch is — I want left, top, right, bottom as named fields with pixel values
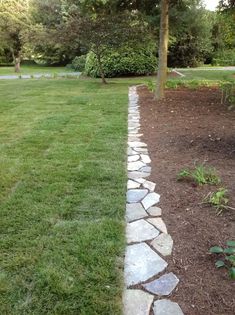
left=138, top=86, right=235, bottom=315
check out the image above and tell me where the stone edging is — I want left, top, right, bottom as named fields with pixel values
left=123, top=86, right=184, bottom=315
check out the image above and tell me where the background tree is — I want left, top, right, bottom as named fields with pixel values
left=0, top=0, right=31, bottom=72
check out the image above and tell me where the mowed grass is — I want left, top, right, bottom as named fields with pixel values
left=174, top=69, right=235, bottom=81
left=0, top=65, right=72, bottom=76
left=0, top=78, right=128, bottom=314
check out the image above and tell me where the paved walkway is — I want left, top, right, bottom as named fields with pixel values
left=123, top=86, right=184, bottom=315
left=0, top=72, right=81, bottom=80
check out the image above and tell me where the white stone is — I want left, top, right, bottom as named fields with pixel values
left=128, top=172, right=150, bottom=180
left=143, top=180, right=156, bottom=192
left=126, top=203, right=147, bottom=222
left=133, top=147, right=148, bottom=153
left=141, top=154, right=151, bottom=164
left=142, top=192, right=160, bottom=209
left=147, top=218, right=168, bottom=234
left=143, top=273, right=179, bottom=296
left=151, top=233, right=173, bottom=256
left=127, top=189, right=148, bottom=203
left=125, top=243, right=168, bottom=286
left=126, top=219, right=159, bottom=243
left=123, top=289, right=154, bottom=315
left=147, top=207, right=162, bottom=216
left=153, top=299, right=184, bottom=315
left=128, top=155, right=140, bottom=162
left=128, top=141, right=147, bottom=148
left=140, top=166, right=151, bottom=173
left=127, top=180, right=141, bottom=189
left=134, top=178, right=146, bottom=184
left=128, top=161, right=146, bottom=171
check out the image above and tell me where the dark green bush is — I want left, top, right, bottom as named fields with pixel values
left=212, top=50, right=235, bottom=66
left=85, top=47, right=157, bottom=78
left=71, top=55, right=86, bottom=71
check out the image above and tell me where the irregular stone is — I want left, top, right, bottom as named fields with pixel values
left=128, top=137, right=140, bottom=142
left=126, top=219, right=159, bottom=243
left=143, top=273, right=179, bottom=296
left=140, top=166, right=152, bottom=173
left=143, top=180, right=156, bottom=192
left=127, top=189, right=148, bottom=203
left=134, top=178, right=146, bottom=184
left=128, top=141, right=147, bottom=148
left=142, top=192, right=160, bottom=209
left=125, top=243, right=168, bottom=286
left=140, top=154, right=151, bottom=164
left=147, top=207, right=162, bottom=216
left=128, top=155, right=140, bottom=162
left=127, top=147, right=136, bottom=156
left=147, top=218, right=168, bottom=234
left=126, top=203, right=147, bottom=222
left=153, top=299, right=184, bottom=315
left=133, top=147, right=148, bottom=153
left=123, top=289, right=154, bottom=315
left=128, top=161, right=146, bottom=171
left=127, top=180, right=141, bottom=189
left=151, top=233, right=173, bottom=256
left=128, top=172, right=150, bottom=179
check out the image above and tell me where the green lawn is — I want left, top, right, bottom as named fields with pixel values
left=174, top=69, right=235, bottom=81
left=0, top=78, right=129, bottom=314
left=0, top=65, right=72, bottom=76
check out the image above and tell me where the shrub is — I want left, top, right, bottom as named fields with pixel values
left=71, top=55, right=86, bottom=72
left=85, top=46, right=157, bottom=78
left=212, top=50, right=235, bottom=66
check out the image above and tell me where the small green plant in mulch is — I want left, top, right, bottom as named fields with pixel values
left=146, top=80, right=155, bottom=93
left=177, top=164, right=221, bottom=185
left=220, top=81, right=235, bottom=110
left=203, top=188, right=235, bottom=215
left=210, top=241, right=235, bottom=279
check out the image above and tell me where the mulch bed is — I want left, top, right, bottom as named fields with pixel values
left=138, top=86, right=235, bottom=315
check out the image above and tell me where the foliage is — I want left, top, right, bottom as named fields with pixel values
left=210, top=240, right=235, bottom=279
left=204, top=188, right=231, bottom=214
left=177, top=164, right=221, bottom=185
left=212, top=49, right=235, bottom=66
left=71, top=55, right=86, bottom=71
left=220, top=81, right=235, bottom=109
left=85, top=46, right=157, bottom=78
left=147, top=80, right=156, bottom=93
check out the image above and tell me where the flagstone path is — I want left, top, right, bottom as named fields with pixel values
left=123, top=86, right=184, bottom=315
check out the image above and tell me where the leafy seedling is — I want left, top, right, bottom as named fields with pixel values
left=146, top=80, right=155, bottom=93
left=203, top=188, right=235, bottom=215
left=177, top=164, right=221, bottom=185
left=210, top=241, right=235, bottom=279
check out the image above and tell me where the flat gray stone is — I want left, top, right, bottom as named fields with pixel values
left=126, top=219, right=159, bottom=243
left=153, top=299, right=184, bottom=315
left=147, top=218, right=167, bottom=234
left=125, top=243, right=168, bottom=286
left=126, top=203, right=147, bottom=222
left=143, top=180, right=156, bottom=192
left=128, top=172, right=150, bottom=180
left=128, top=161, right=146, bottom=171
left=128, top=155, right=140, bottom=162
left=127, top=180, right=141, bottom=189
left=142, top=192, right=160, bottom=209
left=143, top=273, right=179, bottom=296
left=128, top=141, right=147, bottom=148
left=133, top=147, right=148, bottom=153
left=140, top=166, right=152, bottom=173
left=123, top=289, right=154, bottom=315
left=127, top=148, right=137, bottom=155
left=127, top=189, right=148, bottom=203
left=151, top=233, right=173, bottom=256
left=147, top=207, right=162, bottom=216
left=140, top=154, right=151, bottom=164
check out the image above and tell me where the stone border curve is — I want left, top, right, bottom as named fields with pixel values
left=123, top=86, right=184, bottom=315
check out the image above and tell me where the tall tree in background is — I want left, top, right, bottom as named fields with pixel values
left=156, top=0, right=169, bottom=100
left=0, top=0, right=31, bottom=72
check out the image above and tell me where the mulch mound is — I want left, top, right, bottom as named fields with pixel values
left=139, top=86, right=235, bottom=315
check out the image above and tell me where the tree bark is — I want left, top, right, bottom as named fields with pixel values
left=156, top=0, right=169, bottom=100
left=97, top=54, right=107, bottom=84
left=11, top=50, right=21, bottom=73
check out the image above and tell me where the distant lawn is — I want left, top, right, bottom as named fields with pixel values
left=0, top=78, right=128, bottom=314
left=0, top=65, right=72, bottom=76
left=174, top=69, right=235, bottom=81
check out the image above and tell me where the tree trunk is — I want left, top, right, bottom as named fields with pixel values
left=11, top=50, right=21, bottom=73
left=97, top=54, right=107, bottom=84
left=156, top=0, right=169, bottom=100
